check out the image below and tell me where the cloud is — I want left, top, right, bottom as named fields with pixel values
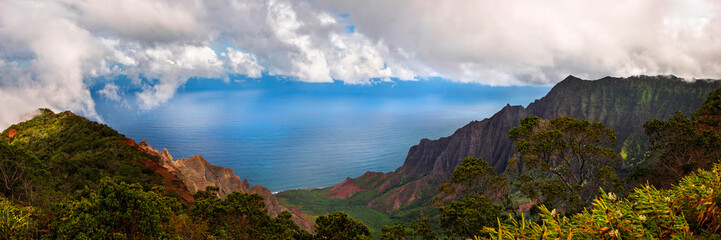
left=133, top=44, right=225, bottom=109
left=1, top=0, right=721, bottom=128
left=0, top=1, right=104, bottom=127
left=224, top=48, right=264, bottom=78
left=313, top=0, right=721, bottom=84
left=99, top=83, right=122, bottom=101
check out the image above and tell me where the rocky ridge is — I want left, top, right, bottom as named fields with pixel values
left=320, top=75, right=721, bottom=214
left=133, top=139, right=314, bottom=230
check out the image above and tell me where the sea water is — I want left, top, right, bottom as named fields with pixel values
left=93, top=78, right=550, bottom=192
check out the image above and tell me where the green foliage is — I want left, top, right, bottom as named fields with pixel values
left=314, top=211, right=372, bottom=240
left=509, top=116, right=620, bottom=213
left=482, top=164, right=721, bottom=239
left=644, top=111, right=721, bottom=187
left=48, top=178, right=178, bottom=239
left=643, top=85, right=721, bottom=188
left=435, top=157, right=508, bottom=238
left=380, top=214, right=436, bottom=240
left=44, top=182, right=309, bottom=240
left=0, top=141, right=43, bottom=201
left=1, top=110, right=165, bottom=205
left=439, top=157, right=508, bottom=200
left=439, top=194, right=502, bottom=238
left=0, top=197, right=38, bottom=239
left=277, top=187, right=404, bottom=237
left=190, top=187, right=305, bottom=239
left=0, top=110, right=315, bottom=239
left=695, top=86, right=721, bottom=129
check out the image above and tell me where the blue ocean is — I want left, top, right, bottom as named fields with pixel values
left=92, top=78, right=550, bottom=192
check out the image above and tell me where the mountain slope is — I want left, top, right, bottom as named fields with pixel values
left=279, top=75, right=721, bottom=219
left=0, top=109, right=314, bottom=229
left=0, top=109, right=179, bottom=204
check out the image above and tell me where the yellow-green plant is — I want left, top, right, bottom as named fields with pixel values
left=481, top=164, right=721, bottom=239
left=0, top=197, right=37, bottom=239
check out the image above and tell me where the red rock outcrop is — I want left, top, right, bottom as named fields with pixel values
left=326, top=177, right=364, bottom=199
left=7, top=129, right=17, bottom=139
left=136, top=140, right=292, bottom=220
left=170, top=155, right=249, bottom=197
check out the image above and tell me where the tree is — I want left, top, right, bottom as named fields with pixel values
left=314, top=211, right=372, bottom=240
left=0, top=197, right=38, bottom=239
left=189, top=187, right=305, bottom=239
left=643, top=86, right=721, bottom=188
left=0, top=141, right=41, bottom=201
left=380, top=214, right=436, bottom=240
left=509, top=116, right=619, bottom=213
left=436, top=157, right=508, bottom=238
left=48, top=178, right=178, bottom=239
left=644, top=112, right=721, bottom=187
left=483, top=164, right=721, bottom=239
left=439, top=193, right=502, bottom=238
left=438, top=157, right=508, bottom=200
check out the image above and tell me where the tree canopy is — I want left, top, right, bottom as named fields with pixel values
left=509, top=116, right=620, bottom=213
left=314, top=211, right=372, bottom=240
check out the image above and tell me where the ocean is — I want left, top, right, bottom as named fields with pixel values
left=93, top=78, right=550, bottom=192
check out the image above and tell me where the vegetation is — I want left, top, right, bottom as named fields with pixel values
left=47, top=178, right=177, bottom=239
left=482, top=164, right=721, bottom=239
left=189, top=186, right=307, bottom=239
left=277, top=187, right=405, bottom=237
left=509, top=116, right=620, bottom=213
left=642, top=87, right=721, bottom=187
left=3, top=82, right=721, bottom=239
left=1, top=177, right=377, bottom=239
left=435, top=157, right=507, bottom=238
left=0, top=109, right=377, bottom=239
left=380, top=215, right=436, bottom=240
left=0, top=109, right=166, bottom=206
left=0, top=197, right=38, bottom=239
left=314, top=211, right=372, bottom=240
left=439, top=193, right=502, bottom=238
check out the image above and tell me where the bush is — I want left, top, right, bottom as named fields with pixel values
left=0, top=197, right=38, bottom=239
left=482, top=164, right=721, bottom=239
left=315, top=211, right=372, bottom=240
left=48, top=178, right=178, bottom=239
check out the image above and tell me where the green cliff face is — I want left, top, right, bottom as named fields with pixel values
left=530, top=75, right=721, bottom=169
left=278, top=75, right=721, bottom=232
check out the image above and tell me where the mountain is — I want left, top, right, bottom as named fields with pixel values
left=0, top=109, right=312, bottom=230
left=279, top=75, right=721, bottom=219
left=134, top=139, right=314, bottom=230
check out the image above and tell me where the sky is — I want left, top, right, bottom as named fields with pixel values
left=1, top=0, right=721, bottom=128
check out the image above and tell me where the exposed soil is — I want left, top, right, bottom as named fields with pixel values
left=326, top=177, right=363, bottom=199
left=140, top=159, right=194, bottom=203
left=282, top=206, right=316, bottom=232
left=7, top=129, right=17, bottom=138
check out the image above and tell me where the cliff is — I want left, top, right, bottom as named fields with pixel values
left=135, top=140, right=283, bottom=215
left=0, top=109, right=313, bottom=230
left=134, top=139, right=314, bottom=230
left=302, top=75, right=721, bottom=215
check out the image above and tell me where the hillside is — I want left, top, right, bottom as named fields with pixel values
left=0, top=109, right=313, bottom=230
left=278, top=75, right=721, bottom=226
left=0, top=109, right=179, bottom=204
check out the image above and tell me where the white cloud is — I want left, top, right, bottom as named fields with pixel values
left=99, top=83, right=122, bottom=101
left=0, top=0, right=105, bottom=128
left=2, top=0, right=721, bottom=128
left=133, top=45, right=225, bottom=109
left=224, top=48, right=264, bottom=78
left=312, top=0, right=721, bottom=85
